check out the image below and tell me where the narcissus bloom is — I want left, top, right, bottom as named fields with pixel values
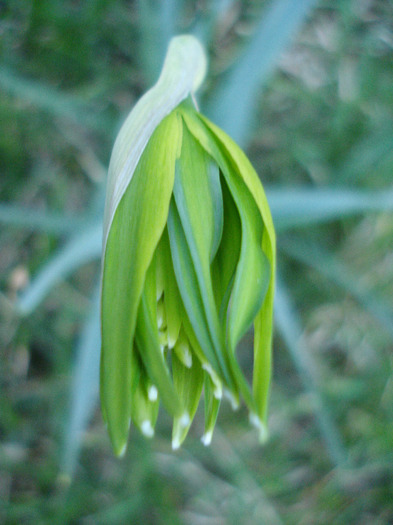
left=100, top=35, right=276, bottom=456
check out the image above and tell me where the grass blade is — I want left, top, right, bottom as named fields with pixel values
left=61, top=284, right=101, bottom=479
left=275, top=274, right=348, bottom=467
left=281, top=237, right=393, bottom=339
left=209, top=429, right=284, bottom=525
left=0, top=67, right=107, bottom=133
left=205, top=0, right=319, bottom=145
left=340, top=122, right=393, bottom=183
left=193, top=0, right=238, bottom=47
left=137, top=0, right=180, bottom=84
left=268, top=186, right=393, bottom=230
left=16, top=223, right=102, bottom=315
left=0, top=203, right=88, bottom=234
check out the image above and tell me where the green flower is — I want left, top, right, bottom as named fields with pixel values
left=100, top=35, right=276, bottom=456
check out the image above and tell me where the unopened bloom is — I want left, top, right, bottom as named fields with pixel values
left=100, top=35, right=276, bottom=456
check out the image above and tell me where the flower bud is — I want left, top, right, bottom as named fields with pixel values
left=100, top=35, right=276, bottom=456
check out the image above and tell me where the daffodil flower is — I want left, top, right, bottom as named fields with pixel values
left=100, top=35, right=276, bottom=456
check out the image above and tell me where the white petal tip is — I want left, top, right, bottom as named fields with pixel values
left=213, top=386, right=222, bottom=399
left=141, top=420, right=154, bottom=438
left=167, top=336, right=177, bottom=349
left=202, top=363, right=222, bottom=394
left=249, top=413, right=268, bottom=443
left=202, top=363, right=212, bottom=374
left=180, top=412, right=190, bottom=427
left=176, top=341, right=192, bottom=367
left=201, top=431, right=212, bottom=446
left=259, top=426, right=269, bottom=444
left=172, top=438, right=181, bottom=450
left=171, top=413, right=189, bottom=449
left=184, top=351, right=192, bottom=369
left=148, top=385, right=158, bottom=402
left=224, top=389, right=240, bottom=410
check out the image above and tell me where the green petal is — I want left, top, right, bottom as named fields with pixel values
left=172, top=350, right=203, bottom=449
left=100, top=111, right=182, bottom=455
left=135, top=253, right=185, bottom=420
left=212, top=174, right=242, bottom=322
left=181, top=314, right=224, bottom=399
left=167, top=198, right=221, bottom=376
left=173, top=327, right=193, bottom=368
left=130, top=351, right=159, bottom=439
left=182, top=111, right=268, bottom=345
left=208, top=161, right=224, bottom=261
left=171, top=122, right=235, bottom=392
left=202, top=373, right=221, bottom=446
left=226, top=185, right=270, bottom=350
left=199, top=116, right=276, bottom=431
left=155, top=228, right=183, bottom=348
left=182, top=109, right=276, bottom=428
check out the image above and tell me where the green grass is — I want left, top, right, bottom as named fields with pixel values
left=1, top=0, right=393, bottom=523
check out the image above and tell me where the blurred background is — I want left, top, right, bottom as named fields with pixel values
left=1, top=0, right=393, bottom=523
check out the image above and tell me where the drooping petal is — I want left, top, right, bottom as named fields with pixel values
left=211, top=174, right=242, bottom=322
left=207, top=161, right=224, bottom=262
left=172, top=350, right=203, bottom=449
left=135, top=252, right=186, bottom=421
left=101, top=111, right=182, bottom=455
left=182, top=109, right=276, bottom=433
left=155, top=228, right=183, bottom=349
left=170, top=123, right=236, bottom=393
left=198, top=116, right=276, bottom=434
left=202, top=374, right=221, bottom=446
left=167, top=197, right=221, bottom=376
left=130, top=352, right=159, bottom=439
left=173, top=327, right=193, bottom=368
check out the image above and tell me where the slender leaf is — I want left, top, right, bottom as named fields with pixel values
left=0, top=204, right=87, bottom=234
left=281, top=236, right=393, bottom=339
left=267, top=186, right=393, bottom=230
left=0, top=67, right=107, bottom=133
left=138, top=0, right=180, bottom=84
left=274, top=274, right=348, bottom=466
left=61, top=284, right=101, bottom=479
left=205, top=0, right=319, bottom=145
left=16, top=223, right=102, bottom=316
